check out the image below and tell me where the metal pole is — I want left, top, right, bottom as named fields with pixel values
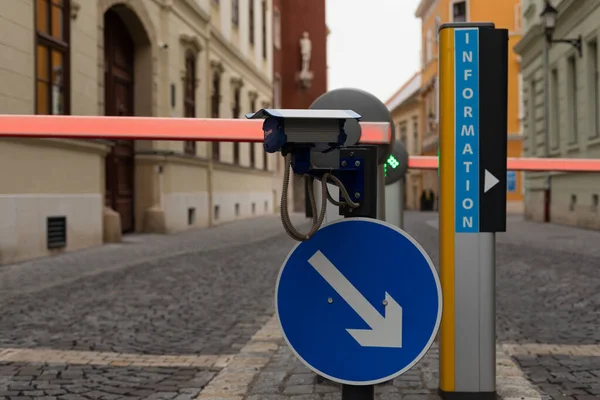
left=342, top=385, right=374, bottom=400
left=398, top=178, right=405, bottom=229
left=377, top=165, right=386, bottom=221
left=341, top=145, right=379, bottom=400
left=543, top=35, right=551, bottom=222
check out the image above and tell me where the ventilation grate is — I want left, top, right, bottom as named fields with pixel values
left=47, top=216, right=67, bottom=249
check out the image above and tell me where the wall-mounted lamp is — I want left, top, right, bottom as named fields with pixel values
left=540, top=1, right=582, bottom=57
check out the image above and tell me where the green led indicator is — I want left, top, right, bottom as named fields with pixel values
left=384, top=162, right=387, bottom=177
left=387, top=155, right=399, bottom=169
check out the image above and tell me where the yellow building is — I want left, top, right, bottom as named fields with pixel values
left=415, top=0, right=525, bottom=212
left=0, top=0, right=279, bottom=265
left=386, top=72, right=423, bottom=210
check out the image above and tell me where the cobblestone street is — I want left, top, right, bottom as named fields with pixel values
left=0, top=212, right=598, bottom=400
left=409, top=212, right=600, bottom=400
left=0, top=215, right=306, bottom=400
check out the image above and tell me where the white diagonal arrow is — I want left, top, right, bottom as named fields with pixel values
left=308, top=250, right=403, bottom=348
left=484, top=169, right=500, bottom=193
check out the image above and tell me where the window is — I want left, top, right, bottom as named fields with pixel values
left=514, top=3, right=522, bottom=32
left=426, top=29, right=432, bottom=62
left=249, top=0, right=255, bottom=45
left=250, top=96, right=256, bottom=167
left=434, top=77, right=439, bottom=123
left=273, top=75, right=282, bottom=108
left=273, top=7, right=281, bottom=49
left=399, top=123, right=407, bottom=146
left=232, top=0, right=239, bottom=26
left=529, top=79, right=536, bottom=155
left=263, top=151, right=268, bottom=170
left=261, top=1, right=267, bottom=60
left=452, top=0, right=467, bottom=22
left=567, top=55, right=578, bottom=144
left=413, top=118, right=419, bottom=154
left=588, top=39, right=599, bottom=138
left=36, top=0, right=70, bottom=115
left=211, top=71, right=221, bottom=160
left=518, top=71, right=525, bottom=133
left=550, top=68, right=560, bottom=150
left=232, top=87, right=241, bottom=164
left=183, top=52, right=197, bottom=155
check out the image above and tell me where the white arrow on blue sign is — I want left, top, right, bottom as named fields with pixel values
left=275, top=218, right=442, bottom=385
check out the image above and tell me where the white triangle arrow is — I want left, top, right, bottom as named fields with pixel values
left=484, top=169, right=500, bottom=193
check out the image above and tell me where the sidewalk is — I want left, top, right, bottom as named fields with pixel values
left=196, top=316, right=542, bottom=400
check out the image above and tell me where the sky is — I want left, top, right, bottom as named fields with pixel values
left=325, top=0, right=423, bottom=104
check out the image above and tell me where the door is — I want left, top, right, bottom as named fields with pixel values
left=104, top=10, right=135, bottom=233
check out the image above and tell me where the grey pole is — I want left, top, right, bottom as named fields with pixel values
left=398, top=178, right=404, bottom=229
left=384, top=177, right=405, bottom=229
left=377, top=165, right=386, bottom=221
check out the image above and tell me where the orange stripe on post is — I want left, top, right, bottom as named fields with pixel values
left=0, top=115, right=391, bottom=145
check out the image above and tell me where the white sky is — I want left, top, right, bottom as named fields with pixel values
left=326, top=0, right=422, bottom=103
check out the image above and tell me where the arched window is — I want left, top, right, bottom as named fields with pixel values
left=36, top=0, right=71, bottom=115
left=211, top=71, right=221, bottom=160
left=232, top=87, right=241, bottom=164
left=183, top=51, right=197, bottom=155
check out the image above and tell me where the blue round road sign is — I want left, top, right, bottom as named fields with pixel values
left=275, top=218, right=442, bottom=385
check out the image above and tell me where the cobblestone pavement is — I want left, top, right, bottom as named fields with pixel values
left=1, top=211, right=597, bottom=400
left=411, top=212, right=600, bottom=400
left=196, top=316, right=537, bottom=400
left=0, top=215, right=307, bottom=399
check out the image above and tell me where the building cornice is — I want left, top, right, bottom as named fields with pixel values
left=209, top=28, right=272, bottom=92
left=415, top=0, right=435, bottom=18
left=513, top=23, right=542, bottom=57
left=172, top=0, right=210, bottom=41
left=516, top=0, right=600, bottom=62
left=175, top=0, right=211, bottom=23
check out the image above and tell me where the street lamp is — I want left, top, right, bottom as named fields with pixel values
left=540, top=0, right=582, bottom=56
left=539, top=0, right=582, bottom=223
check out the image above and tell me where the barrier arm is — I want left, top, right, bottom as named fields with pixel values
left=0, top=114, right=391, bottom=145
left=409, top=155, right=600, bottom=172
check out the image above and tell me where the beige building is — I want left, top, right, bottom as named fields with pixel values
left=386, top=72, right=423, bottom=210
left=515, top=0, right=600, bottom=229
left=0, top=0, right=281, bottom=265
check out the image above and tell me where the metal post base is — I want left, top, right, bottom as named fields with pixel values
left=342, top=385, right=374, bottom=400
left=439, top=390, right=497, bottom=400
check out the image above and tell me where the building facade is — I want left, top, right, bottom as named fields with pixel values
left=273, top=0, right=328, bottom=212
left=0, top=0, right=277, bottom=265
left=415, top=0, right=525, bottom=212
left=386, top=72, right=423, bottom=211
left=515, top=0, right=600, bottom=229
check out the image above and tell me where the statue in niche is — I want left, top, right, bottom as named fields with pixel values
left=298, top=31, right=314, bottom=88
